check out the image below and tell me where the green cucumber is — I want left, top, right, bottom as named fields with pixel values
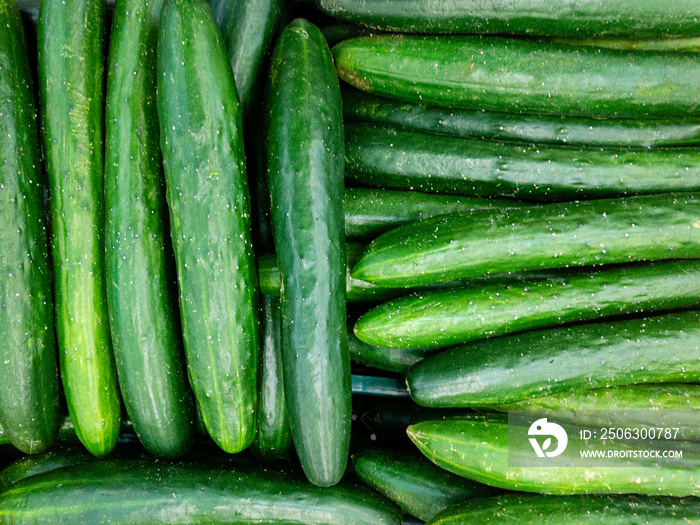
left=250, top=296, right=293, bottom=460
left=317, top=0, right=700, bottom=38
left=322, top=22, right=373, bottom=47
left=264, top=18, right=350, bottom=487
left=406, top=310, right=700, bottom=408
left=345, top=124, right=700, bottom=201
left=408, top=413, right=700, bottom=496
left=38, top=0, right=120, bottom=457
left=428, top=494, right=700, bottom=525
left=354, top=259, right=700, bottom=350
left=352, top=449, right=500, bottom=522
left=348, top=330, right=436, bottom=374
left=343, top=89, right=700, bottom=149
left=553, top=37, right=700, bottom=53
left=157, top=0, right=259, bottom=454
left=351, top=193, right=700, bottom=288
left=0, top=459, right=403, bottom=524
left=0, top=0, right=61, bottom=455
left=105, top=0, right=193, bottom=459
left=0, top=447, right=95, bottom=493
left=333, top=35, right=700, bottom=119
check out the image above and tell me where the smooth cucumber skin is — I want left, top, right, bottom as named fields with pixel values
left=157, top=0, right=259, bottom=454
left=343, top=89, right=700, bottom=149
left=354, top=259, right=700, bottom=350
left=317, top=0, right=700, bottom=38
left=38, top=0, right=120, bottom=457
left=333, top=35, right=700, bottom=119
left=351, top=193, right=700, bottom=288
left=428, top=494, right=700, bottom=525
left=554, top=37, right=700, bottom=53
left=0, top=0, right=60, bottom=455
left=406, top=311, right=700, bottom=408
left=408, top=414, right=700, bottom=497
left=0, top=460, right=403, bottom=524
left=264, top=18, right=350, bottom=486
left=345, top=124, right=700, bottom=201
left=352, top=449, right=500, bottom=522
left=0, top=447, right=95, bottom=493
left=348, top=330, right=437, bottom=374
left=105, top=0, right=194, bottom=459
left=250, top=296, right=292, bottom=460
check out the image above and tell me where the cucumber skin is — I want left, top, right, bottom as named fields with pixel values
left=0, top=460, right=403, bottom=525
left=343, top=89, right=700, bottom=149
left=157, top=0, right=259, bottom=454
left=0, top=0, right=61, bottom=455
left=0, top=447, right=95, bottom=493
left=554, top=37, right=700, bottom=53
left=38, top=0, right=120, bottom=457
left=250, top=296, right=292, bottom=460
left=351, top=193, right=700, bottom=288
left=406, top=311, right=700, bottom=408
left=333, top=35, right=700, bottom=119
left=264, top=18, right=350, bottom=487
left=354, top=259, right=700, bottom=350
left=105, top=0, right=193, bottom=459
left=428, top=494, right=700, bottom=525
left=345, top=124, right=700, bottom=202
left=408, top=414, right=700, bottom=497
left=317, top=0, right=700, bottom=38
left=348, top=330, right=436, bottom=374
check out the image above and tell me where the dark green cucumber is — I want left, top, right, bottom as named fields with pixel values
left=354, top=259, right=700, bottom=350
left=322, top=22, right=373, bottom=47
left=352, top=449, right=500, bottom=522
left=317, top=0, right=700, bottom=38
left=0, top=460, right=403, bottom=524
left=157, top=0, right=259, bottom=454
left=343, top=89, right=700, bottom=149
left=348, top=330, right=437, bottom=374
left=351, top=193, right=700, bottom=288
left=0, top=447, right=95, bottom=493
left=38, top=0, right=120, bottom=457
left=250, top=296, right=293, bottom=460
left=333, top=35, right=700, bottom=119
left=554, top=37, right=700, bottom=53
left=428, top=494, right=700, bottom=525
left=105, top=0, right=193, bottom=460
left=264, top=18, right=350, bottom=487
left=345, top=124, right=700, bottom=201
left=406, top=310, right=700, bottom=408
left=0, top=0, right=60, bottom=455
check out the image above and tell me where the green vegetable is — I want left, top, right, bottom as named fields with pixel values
left=348, top=330, right=436, bottom=374
left=553, top=37, right=700, bottom=53
left=0, top=447, right=95, bottom=493
left=157, top=0, right=259, bottom=453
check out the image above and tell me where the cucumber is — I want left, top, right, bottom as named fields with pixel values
left=317, top=0, right=700, bottom=38
left=0, top=447, right=96, bottom=493
left=351, top=193, right=700, bottom=288
left=406, top=310, right=700, bottom=408
left=354, top=259, right=700, bottom=350
left=352, top=449, right=500, bottom=522
left=157, top=0, right=259, bottom=454
left=264, top=18, right=350, bottom=487
left=343, top=89, right=700, bottom=149
left=553, top=37, right=700, bottom=53
left=333, top=35, right=700, bottom=119
left=428, top=494, right=700, bottom=525
left=408, top=413, right=700, bottom=496
left=345, top=124, right=700, bottom=201
left=105, top=0, right=193, bottom=459
left=0, top=459, right=403, bottom=524
left=322, top=22, right=373, bottom=47
left=38, top=0, right=120, bottom=457
left=250, top=296, right=293, bottom=460
left=0, top=0, right=61, bottom=455
left=348, top=330, right=437, bottom=373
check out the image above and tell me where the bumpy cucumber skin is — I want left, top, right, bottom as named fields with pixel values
left=0, top=460, right=403, bottom=524
left=250, top=296, right=292, bottom=460
left=343, top=89, right=700, bottom=149
left=352, top=193, right=700, bottom=288
left=428, top=494, right=700, bottom=525
left=157, top=0, right=259, bottom=454
left=105, top=0, right=194, bottom=459
left=0, top=0, right=60, bottom=455
left=264, top=18, right=351, bottom=487
left=317, top=0, right=700, bottom=38
left=406, top=311, right=700, bottom=408
left=345, top=124, right=700, bottom=201
left=333, top=35, right=700, bottom=119
left=38, top=0, right=120, bottom=457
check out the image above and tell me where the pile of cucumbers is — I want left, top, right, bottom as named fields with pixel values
left=0, top=0, right=699, bottom=522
